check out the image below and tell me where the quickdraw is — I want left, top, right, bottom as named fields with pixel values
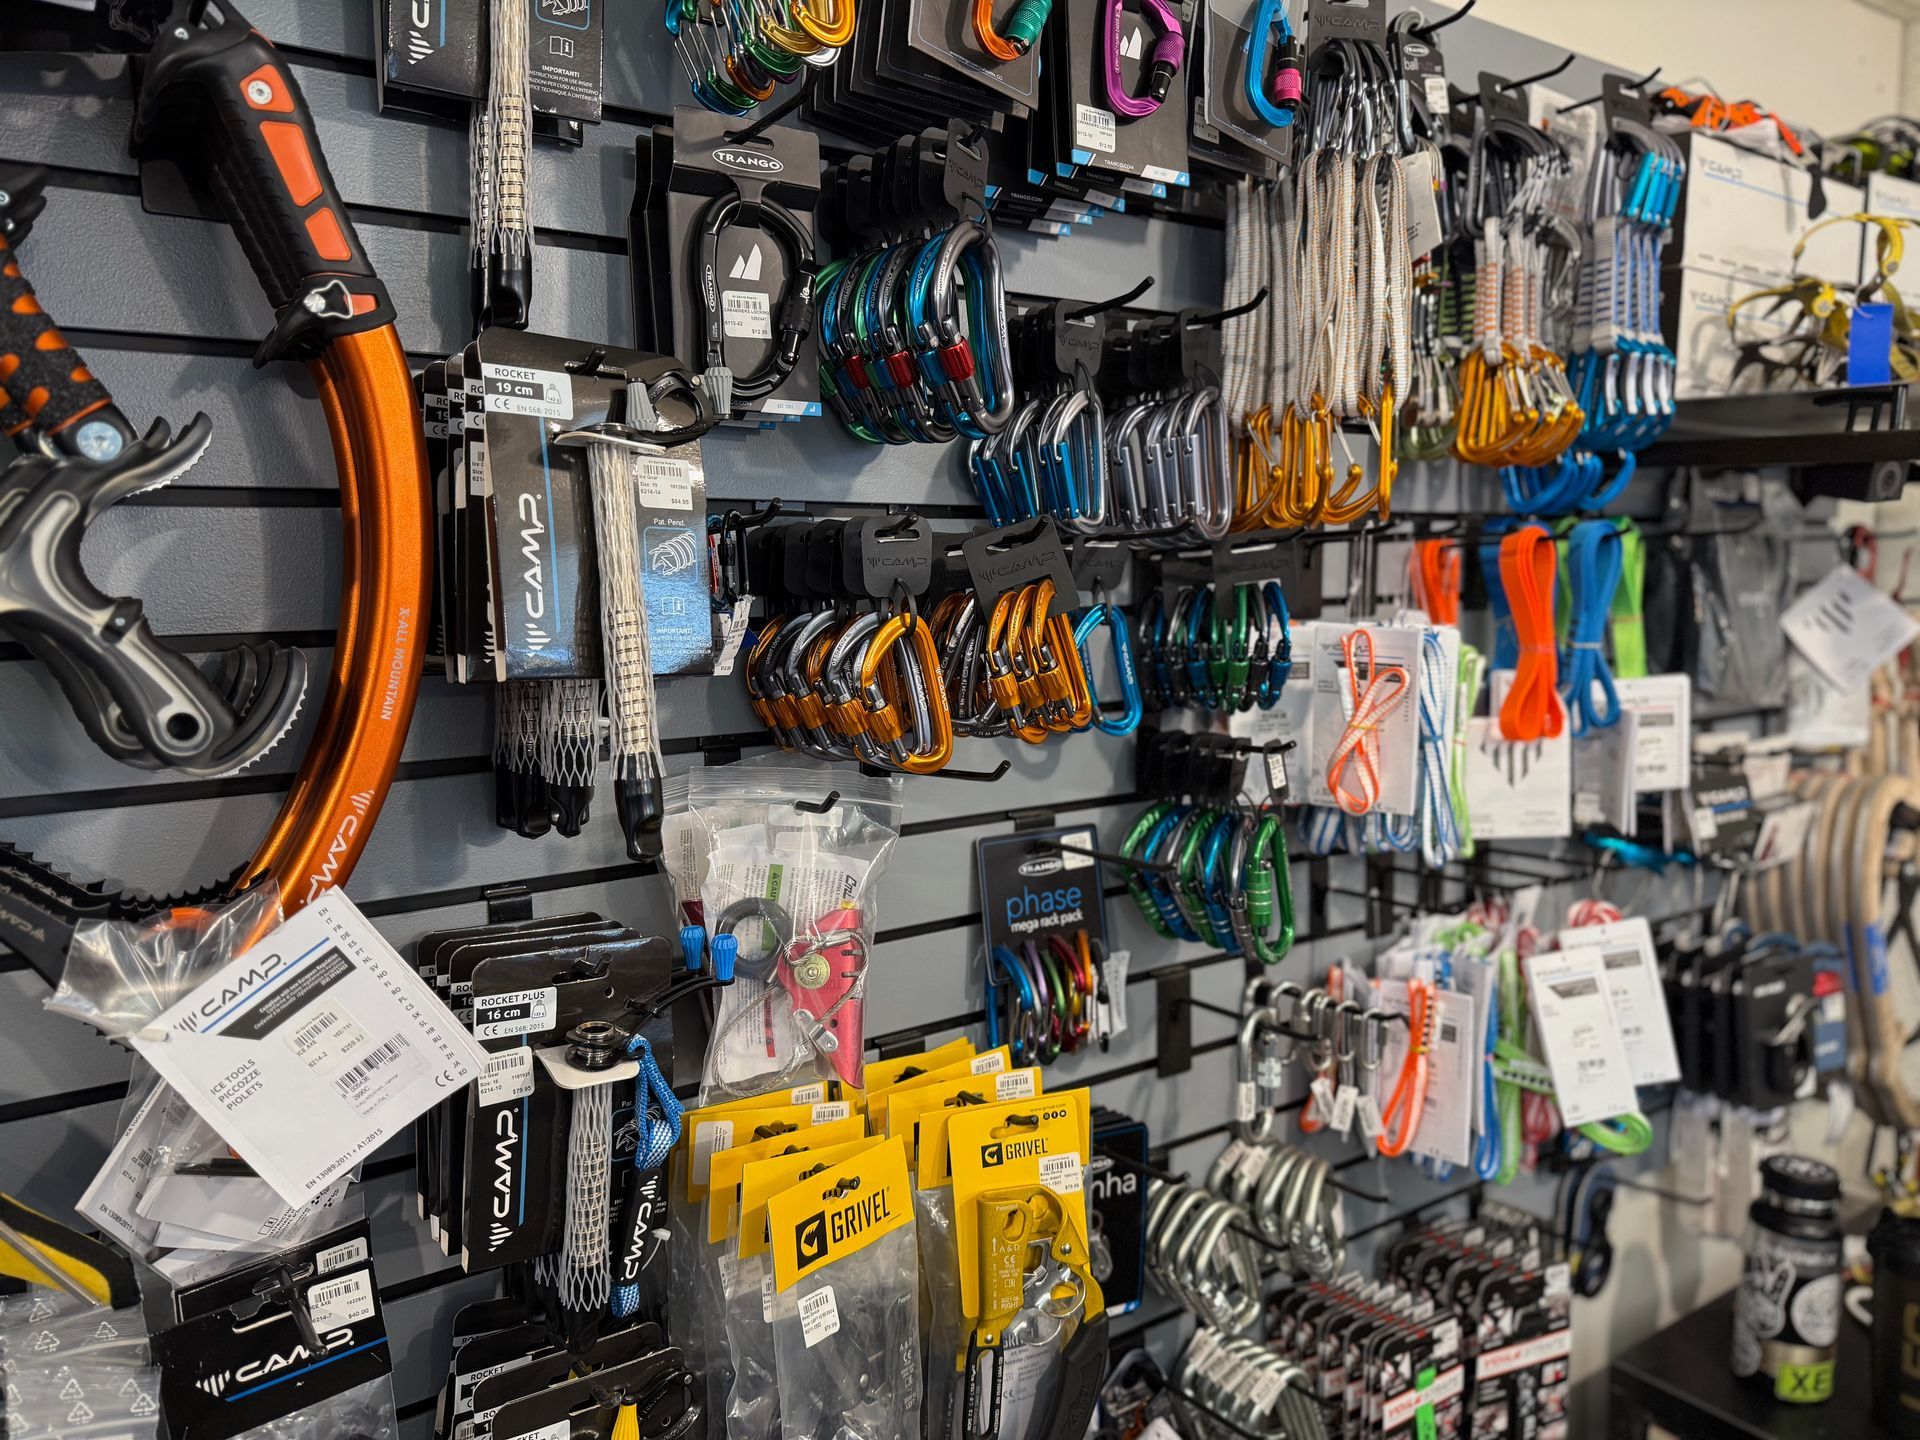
left=1451, top=107, right=1585, bottom=469
left=1565, top=107, right=1683, bottom=480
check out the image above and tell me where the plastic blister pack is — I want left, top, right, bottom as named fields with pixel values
left=765, top=1140, right=921, bottom=1440
left=664, top=759, right=902, bottom=1100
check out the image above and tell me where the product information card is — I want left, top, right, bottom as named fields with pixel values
left=131, top=891, right=487, bottom=1206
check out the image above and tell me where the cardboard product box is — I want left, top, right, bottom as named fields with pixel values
left=1867, top=170, right=1920, bottom=225
left=1671, top=132, right=1864, bottom=288
left=1663, top=265, right=1805, bottom=401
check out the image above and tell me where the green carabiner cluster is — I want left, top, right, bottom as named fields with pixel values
left=1120, top=802, right=1295, bottom=964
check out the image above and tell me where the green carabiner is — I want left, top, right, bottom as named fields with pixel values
left=1240, top=809, right=1295, bottom=964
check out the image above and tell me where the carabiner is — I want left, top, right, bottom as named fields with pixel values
left=1072, top=588, right=1142, bottom=736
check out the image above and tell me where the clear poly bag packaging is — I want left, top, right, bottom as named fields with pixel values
left=664, top=759, right=902, bottom=1100
left=48, top=883, right=281, bottom=1040
left=765, top=1137, right=921, bottom=1440
left=0, top=1290, right=160, bottom=1440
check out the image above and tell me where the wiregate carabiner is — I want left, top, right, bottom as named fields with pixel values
left=1072, top=588, right=1142, bottom=736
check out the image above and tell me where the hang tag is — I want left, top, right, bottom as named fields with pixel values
left=1410, top=989, right=1478, bottom=1169
left=1555, top=919, right=1681, bottom=1087
left=1523, top=948, right=1639, bottom=1127
left=1572, top=713, right=1639, bottom=833
left=1096, top=946, right=1131, bottom=1039
left=1751, top=800, right=1817, bottom=869
left=1462, top=717, right=1573, bottom=840
left=1356, top=1092, right=1384, bottom=1149
left=1613, top=674, right=1693, bottom=791
left=130, top=892, right=488, bottom=1207
left=1310, top=1076, right=1337, bottom=1122
left=1330, top=1084, right=1359, bottom=1136
left=1235, top=1081, right=1259, bottom=1124
left=1782, top=566, right=1920, bottom=694
left=1401, top=150, right=1443, bottom=259
left=1235, top=1142, right=1271, bottom=1188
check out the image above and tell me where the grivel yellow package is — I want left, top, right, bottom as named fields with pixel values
left=767, top=1136, right=920, bottom=1440
left=948, top=1093, right=1105, bottom=1440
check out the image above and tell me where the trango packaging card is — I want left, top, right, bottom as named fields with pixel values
left=132, top=891, right=488, bottom=1206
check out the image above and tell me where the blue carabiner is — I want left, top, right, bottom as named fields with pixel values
left=1257, top=580, right=1292, bottom=707
left=987, top=943, right=1039, bottom=1051
left=1073, top=599, right=1143, bottom=736
left=1242, top=0, right=1301, bottom=130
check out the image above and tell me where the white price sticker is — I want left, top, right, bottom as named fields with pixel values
left=1039, top=1152, right=1083, bottom=1195
left=799, top=1284, right=841, bottom=1348
left=306, top=1270, right=375, bottom=1330
left=634, top=456, right=695, bottom=511
left=692, top=1119, right=735, bottom=1187
left=970, top=1051, right=1009, bottom=1075
left=1074, top=103, right=1117, bottom=154
left=721, top=288, right=773, bottom=341
left=479, top=1048, right=536, bottom=1106
left=316, top=1237, right=369, bottom=1276
left=994, top=1070, right=1038, bottom=1100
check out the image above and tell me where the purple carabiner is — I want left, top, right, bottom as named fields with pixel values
left=1102, top=0, right=1187, bottom=120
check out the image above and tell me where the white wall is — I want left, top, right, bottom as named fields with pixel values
left=1423, top=0, right=1905, bottom=136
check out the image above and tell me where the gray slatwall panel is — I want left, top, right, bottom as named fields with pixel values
left=0, top=654, right=489, bottom=802
left=18, top=188, right=1217, bottom=363
left=20, top=189, right=620, bottom=356
left=57, top=347, right=992, bottom=505
left=0, top=973, right=128, bottom=1104
left=0, top=778, right=1147, bottom=927
left=0, top=2, right=1663, bottom=1421
left=0, top=1100, right=123, bottom=1222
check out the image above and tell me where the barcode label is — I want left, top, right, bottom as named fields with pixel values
left=634, top=456, right=694, bottom=511
left=293, top=1013, right=340, bottom=1050
left=721, top=289, right=772, bottom=340
left=1601, top=948, right=1642, bottom=971
left=1638, top=712, right=1675, bottom=728
left=1074, top=103, right=1117, bottom=154
left=1439, top=1021, right=1459, bottom=1044
left=337, top=1036, right=410, bottom=1092
left=306, top=1269, right=375, bottom=1329
left=1550, top=978, right=1601, bottom=1000
left=332, top=1032, right=424, bottom=1118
